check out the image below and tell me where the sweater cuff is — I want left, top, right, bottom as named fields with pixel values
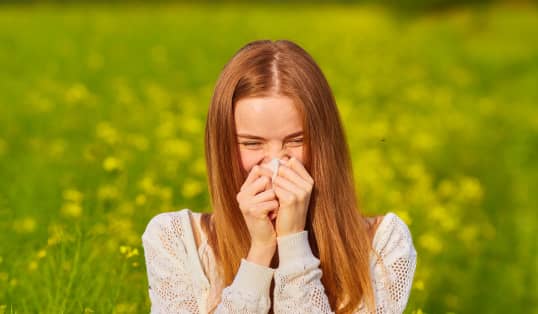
left=277, top=230, right=314, bottom=267
left=231, top=258, right=275, bottom=296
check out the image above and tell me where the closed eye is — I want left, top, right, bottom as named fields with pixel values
left=287, top=138, right=303, bottom=145
left=240, top=142, right=261, bottom=147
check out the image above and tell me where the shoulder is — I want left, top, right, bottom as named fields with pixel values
left=141, top=208, right=193, bottom=244
left=372, top=212, right=417, bottom=263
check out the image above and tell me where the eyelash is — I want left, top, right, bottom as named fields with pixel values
left=241, top=138, right=303, bottom=146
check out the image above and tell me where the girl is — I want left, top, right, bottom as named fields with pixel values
left=142, top=39, right=417, bottom=313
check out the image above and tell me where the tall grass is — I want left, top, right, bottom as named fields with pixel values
left=0, top=3, right=536, bottom=313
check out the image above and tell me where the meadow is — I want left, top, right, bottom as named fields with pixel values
left=0, top=3, right=536, bottom=313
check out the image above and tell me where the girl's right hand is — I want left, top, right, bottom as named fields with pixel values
left=236, top=165, right=279, bottom=250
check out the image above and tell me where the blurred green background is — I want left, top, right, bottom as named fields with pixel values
left=0, top=1, right=537, bottom=313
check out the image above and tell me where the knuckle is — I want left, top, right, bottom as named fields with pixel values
left=283, top=195, right=296, bottom=204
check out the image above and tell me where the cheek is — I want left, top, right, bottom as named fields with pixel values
left=239, top=150, right=261, bottom=172
left=290, top=147, right=305, bottom=165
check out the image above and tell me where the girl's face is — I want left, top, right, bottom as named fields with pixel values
left=234, top=95, right=304, bottom=173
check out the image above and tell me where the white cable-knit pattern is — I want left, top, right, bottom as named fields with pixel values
left=217, top=287, right=271, bottom=313
left=368, top=213, right=417, bottom=314
left=142, top=211, right=273, bottom=313
left=273, top=213, right=417, bottom=314
left=141, top=209, right=417, bottom=314
left=274, top=256, right=332, bottom=313
left=142, top=213, right=202, bottom=313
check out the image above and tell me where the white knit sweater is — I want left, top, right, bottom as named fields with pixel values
left=141, top=208, right=417, bottom=313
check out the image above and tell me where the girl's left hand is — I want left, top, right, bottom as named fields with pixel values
left=271, top=157, right=314, bottom=237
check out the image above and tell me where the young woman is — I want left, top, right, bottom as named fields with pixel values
left=142, top=39, right=417, bottom=314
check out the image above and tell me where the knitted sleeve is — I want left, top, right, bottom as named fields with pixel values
left=272, top=213, right=417, bottom=313
left=142, top=212, right=275, bottom=314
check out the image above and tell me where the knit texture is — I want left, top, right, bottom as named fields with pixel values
left=142, top=209, right=417, bottom=313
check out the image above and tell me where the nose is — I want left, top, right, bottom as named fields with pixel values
left=263, top=143, right=291, bottom=165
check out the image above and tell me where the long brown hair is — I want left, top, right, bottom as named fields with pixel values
left=201, top=39, right=375, bottom=313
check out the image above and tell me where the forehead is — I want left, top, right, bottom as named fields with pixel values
left=234, top=95, right=302, bottom=135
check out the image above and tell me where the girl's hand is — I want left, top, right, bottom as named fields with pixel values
left=272, top=157, right=314, bottom=237
left=236, top=165, right=279, bottom=250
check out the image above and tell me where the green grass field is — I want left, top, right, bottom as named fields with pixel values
left=0, top=3, right=537, bottom=313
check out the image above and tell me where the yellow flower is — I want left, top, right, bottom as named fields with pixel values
left=135, top=194, right=147, bottom=206
left=103, top=156, right=122, bottom=172
left=430, top=205, right=456, bottom=232
left=127, top=133, right=149, bottom=151
left=139, top=177, right=157, bottom=194
left=181, top=116, right=203, bottom=134
left=97, top=185, right=119, bottom=201
left=418, top=232, right=443, bottom=254
left=393, top=209, right=412, bottom=225
left=28, top=261, right=38, bottom=272
left=65, top=83, right=89, bottom=104
left=63, top=189, right=83, bottom=203
left=113, top=303, right=137, bottom=314
left=192, top=158, right=206, bottom=176
left=96, top=122, right=120, bottom=145
left=37, top=249, right=47, bottom=259
left=182, top=179, right=203, bottom=199
left=61, top=202, right=82, bottom=218
left=459, top=176, right=483, bottom=202
left=13, top=217, right=37, bottom=234
left=120, top=246, right=139, bottom=259
left=413, top=280, right=425, bottom=291
left=119, top=245, right=129, bottom=254
left=160, top=138, right=192, bottom=159
left=47, top=223, right=73, bottom=246
left=126, top=248, right=139, bottom=258
left=437, top=179, right=455, bottom=198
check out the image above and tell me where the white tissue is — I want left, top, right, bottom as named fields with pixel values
left=261, top=157, right=283, bottom=182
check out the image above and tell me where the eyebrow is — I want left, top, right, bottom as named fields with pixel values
left=237, top=131, right=303, bottom=140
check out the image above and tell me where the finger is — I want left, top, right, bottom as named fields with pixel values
left=273, top=176, right=303, bottom=194
left=286, top=157, right=314, bottom=185
left=241, top=166, right=273, bottom=191
left=252, top=188, right=277, bottom=203
left=251, top=200, right=279, bottom=218
left=275, top=184, right=298, bottom=206
left=243, top=176, right=271, bottom=196
left=276, top=163, right=311, bottom=191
